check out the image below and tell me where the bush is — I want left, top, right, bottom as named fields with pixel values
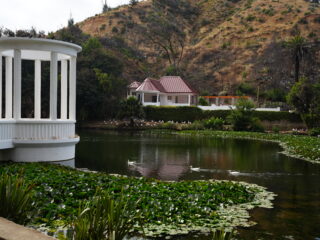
left=308, top=128, right=320, bottom=137
left=117, top=97, right=145, bottom=120
left=144, top=106, right=203, bottom=122
left=228, top=99, right=264, bottom=132
left=198, top=97, right=209, bottom=106
left=204, top=117, right=224, bottom=130
left=0, top=174, right=34, bottom=224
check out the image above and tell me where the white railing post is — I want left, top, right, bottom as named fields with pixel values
left=5, top=56, right=13, bottom=119
left=50, top=52, right=58, bottom=120
left=61, top=59, right=68, bottom=120
left=0, top=52, right=2, bottom=119
left=14, top=49, right=22, bottom=120
left=34, top=60, right=41, bottom=119
left=69, top=56, right=76, bottom=121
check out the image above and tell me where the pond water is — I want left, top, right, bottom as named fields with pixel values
left=75, top=130, right=320, bottom=240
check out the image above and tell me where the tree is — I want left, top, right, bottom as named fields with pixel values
left=285, top=35, right=307, bottom=82
left=130, top=0, right=138, bottom=6
left=102, top=0, right=109, bottom=13
left=287, top=76, right=320, bottom=128
left=141, top=1, right=187, bottom=72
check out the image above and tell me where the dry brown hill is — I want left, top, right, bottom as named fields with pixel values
left=78, top=0, right=320, bottom=95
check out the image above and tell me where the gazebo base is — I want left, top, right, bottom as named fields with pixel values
left=0, top=138, right=79, bottom=162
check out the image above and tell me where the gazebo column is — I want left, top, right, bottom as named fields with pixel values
left=69, top=56, right=76, bottom=121
left=50, top=52, right=58, bottom=120
left=0, top=52, right=2, bottom=119
left=141, top=93, right=145, bottom=105
left=34, top=60, right=41, bottom=119
left=61, top=60, right=68, bottom=120
left=188, top=95, right=191, bottom=105
left=5, top=56, right=13, bottom=119
left=13, top=49, right=22, bottom=120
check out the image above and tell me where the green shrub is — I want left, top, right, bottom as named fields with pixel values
left=188, top=120, right=205, bottom=130
left=73, top=189, right=141, bottom=240
left=0, top=174, right=34, bottom=224
left=159, top=121, right=179, bottom=130
left=144, top=106, right=203, bottom=122
left=308, top=128, right=320, bottom=137
left=204, top=117, right=224, bottom=130
left=117, top=97, right=145, bottom=120
left=228, top=99, right=264, bottom=132
left=198, top=97, right=209, bottom=106
left=272, top=126, right=280, bottom=133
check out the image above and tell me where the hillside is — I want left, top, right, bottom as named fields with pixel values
left=77, top=0, right=320, bottom=95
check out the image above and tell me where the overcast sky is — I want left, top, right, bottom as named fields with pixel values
left=0, top=0, right=130, bottom=33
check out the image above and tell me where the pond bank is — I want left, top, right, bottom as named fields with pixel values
left=0, top=163, right=275, bottom=238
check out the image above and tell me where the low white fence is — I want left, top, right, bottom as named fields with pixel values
left=198, top=105, right=281, bottom=112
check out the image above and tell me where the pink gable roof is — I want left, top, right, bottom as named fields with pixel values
left=128, top=81, right=141, bottom=89
left=136, top=78, right=162, bottom=92
left=159, top=76, right=196, bottom=93
left=135, top=76, right=197, bottom=94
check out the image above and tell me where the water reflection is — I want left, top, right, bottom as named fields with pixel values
left=75, top=130, right=320, bottom=240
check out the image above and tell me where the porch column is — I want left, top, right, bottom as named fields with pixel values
left=34, top=60, right=41, bottom=119
left=50, top=52, right=58, bottom=120
left=5, top=57, right=12, bottom=119
left=69, top=56, right=76, bottom=121
left=141, top=92, right=145, bottom=105
left=13, top=50, right=22, bottom=120
left=61, top=59, right=68, bottom=120
left=157, top=93, right=160, bottom=105
left=188, top=95, right=191, bottom=105
left=0, top=52, right=2, bottom=119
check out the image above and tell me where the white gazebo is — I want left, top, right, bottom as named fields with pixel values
left=0, top=37, right=82, bottom=162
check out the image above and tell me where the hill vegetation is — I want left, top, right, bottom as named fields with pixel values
left=1, top=0, right=320, bottom=120
left=77, top=0, right=320, bottom=95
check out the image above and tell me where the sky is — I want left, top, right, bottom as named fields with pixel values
left=0, top=0, right=130, bottom=33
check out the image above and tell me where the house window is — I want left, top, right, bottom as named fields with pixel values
left=175, top=96, right=178, bottom=103
left=168, top=96, right=172, bottom=101
left=152, top=96, right=157, bottom=102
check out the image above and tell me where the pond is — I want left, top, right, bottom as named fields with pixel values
left=75, top=130, right=320, bottom=240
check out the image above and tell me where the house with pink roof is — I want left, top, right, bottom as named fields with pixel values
left=127, top=76, right=198, bottom=106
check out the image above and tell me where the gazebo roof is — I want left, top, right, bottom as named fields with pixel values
left=0, top=37, right=82, bottom=60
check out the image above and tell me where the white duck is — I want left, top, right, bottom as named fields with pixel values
left=127, top=160, right=136, bottom=166
left=190, top=165, right=201, bottom=172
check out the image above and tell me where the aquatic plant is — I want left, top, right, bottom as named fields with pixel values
left=0, top=173, right=34, bottom=224
left=0, top=163, right=275, bottom=237
left=212, top=229, right=233, bottom=240
left=73, top=189, right=141, bottom=240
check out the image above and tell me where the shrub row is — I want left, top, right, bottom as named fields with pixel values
left=143, top=106, right=302, bottom=123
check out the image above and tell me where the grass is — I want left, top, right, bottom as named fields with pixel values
left=0, top=163, right=275, bottom=238
left=179, top=130, right=320, bottom=163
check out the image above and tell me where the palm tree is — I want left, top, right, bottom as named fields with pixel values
left=285, top=35, right=306, bottom=82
